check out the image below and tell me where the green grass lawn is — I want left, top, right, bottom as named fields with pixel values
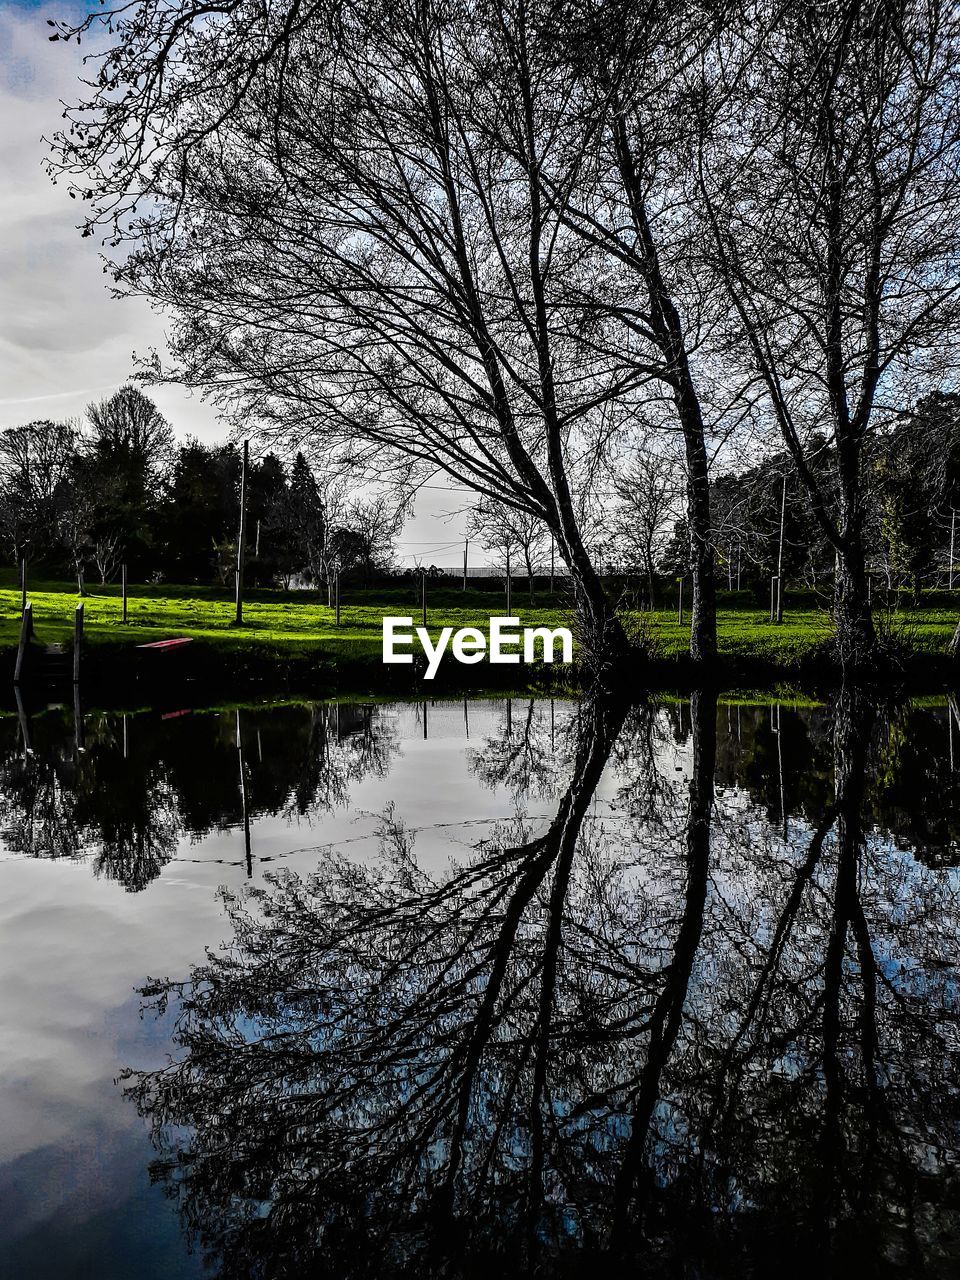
left=2, top=577, right=957, bottom=667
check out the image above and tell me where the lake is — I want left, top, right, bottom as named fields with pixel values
left=1, top=690, right=959, bottom=1277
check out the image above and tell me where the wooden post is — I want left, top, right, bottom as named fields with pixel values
left=951, top=508, right=956, bottom=590
left=73, top=601, right=83, bottom=684
left=677, top=578, right=684, bottom=626
left=235, top=438, right=248, bottom=625
left=13, top=602, right=32, bottom=685
left=506, top=548, right=512, bottom=615
left=462, top=539, right=468, bottom=591
left=335, top=569, right=341, bottom=626
left=121, top=563, right=128, bottom=623
left=19, top=557, right=26, bottom=613
left=421, top=570, right=427, bottom=627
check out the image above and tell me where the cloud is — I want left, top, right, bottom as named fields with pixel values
left=0, top=3, right=223, bottom=438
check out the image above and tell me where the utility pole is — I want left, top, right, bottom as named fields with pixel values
left=462, top=539, right=468, bottom=592
left=550, top=538, right=555, bottom=593
left=775, top=474, right=787, bottom=624
left=235, top=439, right=248, bottom=625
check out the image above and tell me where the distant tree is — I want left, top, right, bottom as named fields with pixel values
left=609, top=442, right=684, bottom=607
left=158, top=440, right=241, bottom=583
left=876, top=394, right=960, bottom=603
left=468, top=499, right=549, bottom=602
left=0, top=419, right=80, bottom=567
left=86, top=387, right=173, bottom=571
left=284, top=454, right=326, bottom=589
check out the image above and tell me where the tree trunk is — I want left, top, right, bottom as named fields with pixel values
left=555, top=530, right=630, bottom=674
left=683, top=405, right=718, bottom=663
left=645, top=552, right=656, bottom=611
left=834, top=540, right=877, bottom=671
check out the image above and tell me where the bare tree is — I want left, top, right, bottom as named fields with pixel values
left=46, top=0, right=674, bottom=671
left=467, top=498, right=549, bottom=602
left=0, top=419, right=80, bottom=566
left=697, top=0, right=960, bottom=668
left=609, top=436, right=684, bottom=606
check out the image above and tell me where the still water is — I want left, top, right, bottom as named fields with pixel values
left=1, top=691, right=959, bottom=1278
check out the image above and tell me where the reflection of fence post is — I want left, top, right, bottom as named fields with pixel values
left=73, top=602, right=84, bottom=684
left=13, top=602, right=32, bottom=685
left=122, top=563, right=128, bottom=623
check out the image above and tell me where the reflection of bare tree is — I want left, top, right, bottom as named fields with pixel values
left=125, top=686, right=960, bottom=1277
left=468, top=697, right=575, bottom=800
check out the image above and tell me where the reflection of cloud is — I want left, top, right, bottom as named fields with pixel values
left=0, top=4, right=222, bottom=438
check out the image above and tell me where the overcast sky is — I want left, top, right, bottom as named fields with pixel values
left=0, top=0, right=471, bottom=566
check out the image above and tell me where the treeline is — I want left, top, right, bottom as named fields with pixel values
left=611, top=393, right=960, bottom=602
left=0, top=387, right=400, bottom=590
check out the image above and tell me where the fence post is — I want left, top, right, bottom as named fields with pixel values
left=122, top=563, right=128, bottom=623
left=13, top=602, right=32, bottom=685
left=73, top=602, right=84, bottom=684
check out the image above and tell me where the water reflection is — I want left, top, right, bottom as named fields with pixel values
left=112, top=689, right=960, bottom=1277
left=0, top=702, right=400, bottom=890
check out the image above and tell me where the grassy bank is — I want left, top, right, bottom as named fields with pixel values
left=1, top=576, right=958, bottom=693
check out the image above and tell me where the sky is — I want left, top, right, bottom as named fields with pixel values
left=0, top=0, right=471, bottom=567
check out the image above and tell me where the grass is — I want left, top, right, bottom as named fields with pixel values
left=1, top=575, right=957, bottom=674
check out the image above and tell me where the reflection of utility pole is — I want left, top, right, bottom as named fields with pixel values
left=14, top=686, right=31, bottom=760
left=74, top=683, right=85, bottom=758
left=236, top=710, right=252, bottom=878
left=422, top=700, right=428, bottom=740
left=463, top=696, right=469, bottom=739
left=772, top=703, right=786, bottom=839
